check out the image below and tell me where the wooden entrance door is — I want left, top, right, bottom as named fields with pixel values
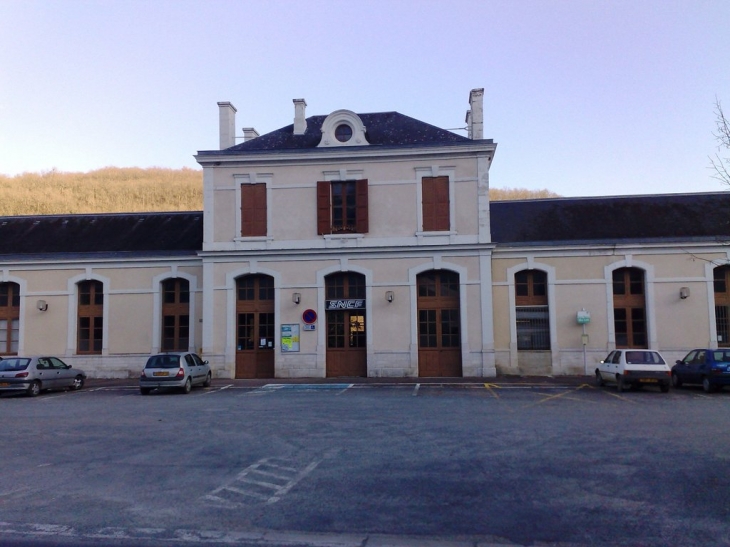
left=417, top=270, right=462, bottom=377
left=325, top=272, right=367, bottom=377
left=235, top=275, right=275, bottom=378
left=612, top=268, right=647, bottom=348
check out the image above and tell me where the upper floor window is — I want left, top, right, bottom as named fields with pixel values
left=77, top=280, right=103, bottom=354
left=421, top=176, right=450, bottom=231
left=317, top=179, right=368, bottom=235
left=240, top=183, right=267, bottom=237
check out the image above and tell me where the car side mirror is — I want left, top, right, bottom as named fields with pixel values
left=675, top=360, right=682, bottom=365
left=203, top=360, right=209, bottom=365
left=600, top=360, right=605, bottom=364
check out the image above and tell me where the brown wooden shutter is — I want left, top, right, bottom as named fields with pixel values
left=317, top=181, right=331, bottom=235
left=355, top=179, right=368, bottom=234
left=422, top=176, right=449, bottom=231
left=241, top=183, right=267, bottom=237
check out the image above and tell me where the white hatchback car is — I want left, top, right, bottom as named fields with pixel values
left=595, top=349, right=671, bottom=393
left=139, top=352, right=211, bottom=395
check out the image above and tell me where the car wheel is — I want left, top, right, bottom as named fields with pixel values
left=140, top=387, right=152, bottom=395
left=595, top=370, right=604, bottom=387
left=203, top=372, right=212, bottom=387
left=671, top=373, right=682, bottom=388
left=27, top=380, right=41, bottom=397
left=181, top=377, right=192, bottom=394
left=616, top=375, right=624, bottom=393
left=660, top=383, right=669, bottom=393
left=71, top=375, right=85, bottom=390
left=702, top=377, right=714, bottom=394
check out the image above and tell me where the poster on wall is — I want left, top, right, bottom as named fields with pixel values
left=281, top=324, right=300, bottom=352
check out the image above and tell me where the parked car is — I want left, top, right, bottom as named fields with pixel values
left=0, top=356, right=86, bottom=397
left=139, top=352, right=211, bottom=395
left=595, top=349, right=671, bottom=392
left=671, top=349, right=730, bottom=393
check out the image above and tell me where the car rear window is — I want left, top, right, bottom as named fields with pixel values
left=0, top=358, right=30, bottom=371
left=625, top=351, right=666, bottom=364
left=145, top=355, right=180, bottom=369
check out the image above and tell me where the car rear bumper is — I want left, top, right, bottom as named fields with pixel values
left=139, top=376, right=186, bottom=389
left=622, top=371, right=671, bottom=385
left=0, top=379, right=32, bottom=392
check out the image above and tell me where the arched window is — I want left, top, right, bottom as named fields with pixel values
left=714, top=266, right=730, bottom=347
left=77, top=280, right=103, bottom=354
left=0, top=282, right=20, bottom=355
left=612, top=267, right=647, bottom=348
left=514, top=270, right=550, bottom=350
left=161, top=278, right=190, bottom=351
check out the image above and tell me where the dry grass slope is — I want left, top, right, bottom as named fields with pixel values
left=0, top=168, right=558, bottom=216
left=0, top=167, right=204, bottom=216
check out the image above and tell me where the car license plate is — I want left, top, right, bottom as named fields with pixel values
left=153, top=371, right=169, bottom=377
left=639, top=378, right=657, bottom=383
left=0, top=382, right=9, bottom=387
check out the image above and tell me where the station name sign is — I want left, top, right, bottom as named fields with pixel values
left=326, top=299, right=365, bottom=310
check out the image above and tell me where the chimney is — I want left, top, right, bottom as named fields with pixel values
left=465, top=110, right=473, bottom=139
left=468, top=88, right=484, bottom=140
left=217, top=101, right=237, bottom=149
left=243, top=127, right=259, bottom=142
left=293, top=98, right=307, bottom=135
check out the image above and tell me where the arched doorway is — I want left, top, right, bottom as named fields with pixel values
left=714, top=265, right=730, bottom=347
left=325, top=272, right=367, bottom=377
left=612, top=267, right=647, bottom=348
left=417, top=270, right=462, bottom=377
left=235, top=274, right=275, bottom=378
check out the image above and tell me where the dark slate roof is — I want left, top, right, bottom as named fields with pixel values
left=490, top=192, right=730, bottom=246
left=0, top=212, right=203, bottom=258
left=199, top=112, right=487, bottom=156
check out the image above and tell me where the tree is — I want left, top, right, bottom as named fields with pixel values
left=710, top=98, right=730, bottom=186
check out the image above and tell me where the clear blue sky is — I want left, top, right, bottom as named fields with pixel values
left=1, top=0, right=728, bottom=197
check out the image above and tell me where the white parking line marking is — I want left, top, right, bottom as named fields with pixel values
left=413, top=383, right=420, bottom=396
left=203, top=456, right=323, bottom=507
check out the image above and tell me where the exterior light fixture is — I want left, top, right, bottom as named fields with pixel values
left=37, top=300, right=48, bottom=311
left=679, top=287, right=690, bottom=300
left=292, top=292, right=301, bottom=305
left=385, top=291, right=394, bottom=303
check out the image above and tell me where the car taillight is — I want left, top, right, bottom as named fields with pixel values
left=140, top=370, right=146, bottom=378
left=175, top=367, right=185, bottom=378
left=15, top=371, right=28, bottom=378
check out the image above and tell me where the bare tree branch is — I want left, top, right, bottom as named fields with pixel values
left=710, top=98, right=730, bottom=186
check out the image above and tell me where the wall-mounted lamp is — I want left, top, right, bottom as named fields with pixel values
left=385, top=291, right=394, bottom=303
left=679, top=287, right=690, bottom=300
left=36, top=299, right=48, bottom=312
left=292, top=292, right=301, bottom=305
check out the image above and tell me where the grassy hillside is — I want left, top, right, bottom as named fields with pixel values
left=0, top=167, right=557, bottom=216
left=0, top=167, right=204, bottom=216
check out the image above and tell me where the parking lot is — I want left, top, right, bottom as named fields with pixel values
left=1, top=378, right=729, bottom=547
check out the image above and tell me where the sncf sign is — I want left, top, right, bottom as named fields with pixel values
left=326, top=299, right=365, bottom=310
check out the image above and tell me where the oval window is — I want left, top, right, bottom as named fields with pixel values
left=334, top=124, right=353, bottom=143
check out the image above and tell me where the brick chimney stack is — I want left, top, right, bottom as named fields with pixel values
left=467, top=88, right=484, bottom=140
left=217, top=102, right=237, bottom=149
left=293, top=99, right=307, bottom=135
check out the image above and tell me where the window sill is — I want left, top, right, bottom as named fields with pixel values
left=416, top=230, right=456, bottom=237
left=323, top=233, right=363, bottom=240
left=234, top=236, right=270, bottom=242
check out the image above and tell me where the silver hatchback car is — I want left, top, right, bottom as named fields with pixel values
left=0, top=356, right=86, bottom=397
left=139, top=352, right=211, bottom=395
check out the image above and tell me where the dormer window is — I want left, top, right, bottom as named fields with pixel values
left=318, top=110, right=368, bottom=147
left=335, top=124, right=353, bottom=143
